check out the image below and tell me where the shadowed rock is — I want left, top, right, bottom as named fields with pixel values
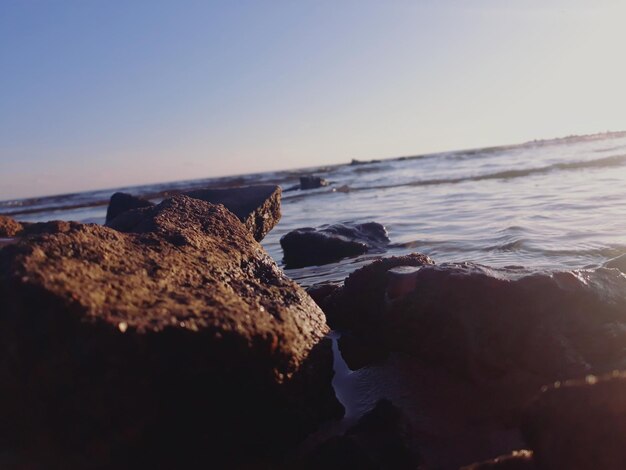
left=106, top=185, right=281, bottom=241
left=327, top=260, right=626, bottom=382
left=104, top=192, right=154, bottom=224
left=0, top=195, right=341, bottom=468
left=461, top=450, right=536, bottom=470
left=522, top=372, right=626, bottom=470
left=280, top=222, right=391, bottom=268
left=304, top=399, right=418, bottom=469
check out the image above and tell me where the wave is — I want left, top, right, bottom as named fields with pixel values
left=355, top=153, right=626, bottom=191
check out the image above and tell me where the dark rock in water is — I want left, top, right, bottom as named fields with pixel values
left=105, top=192, right=154, bottom=224
left=0, top=216, right=24, bottom=237
left=300, top=175, right=328, bottom=190
left=106, top=185, right=281, bottom=241
left=328, top=260, right=626, bottom=383
left=304, top=399, right=418, bottom=469
left=0, top=195, right=342, bottom=467
left=461, top=450, right=535, bottom=470
left=522, top=372, right=626, bottom=470
left=184, top=184, right=281, bottom=241
left=280, top=222, right=391, bottom=268
left=350, top=158, right=381, bottom=165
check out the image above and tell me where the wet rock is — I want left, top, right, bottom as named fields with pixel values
left=300, top=175, right=328, bottom=190
left=0, top=195, right=342, bottom=467
left=322, top=254, right=434, bottom=331
left=184, top=184, right=281, bottom=241
left=329, top=260, right=626, bottom=382
left=280, top=222, right=391, bottom=268
left=104, top=192, right=154, bottom=224
left=106, top=185, right=281, bottom=241
left=522, top=372, right=626, bottom=470
left=461, top=450, right=535, bottom=470
left=0, top=216, right=23, bottom=237
left=304, top=399, right=418, bottom=469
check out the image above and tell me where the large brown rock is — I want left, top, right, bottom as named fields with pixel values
left=522, top=372, right=626, bottom=470
left=0, top=195, right=341, bottom=468
left=106, top=185, right=281, bottom=241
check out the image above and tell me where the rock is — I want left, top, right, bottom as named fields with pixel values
left=105, top=185, right=282, bottom=242
left=327, top=260, right=626, bottom=382
left=0, top=195, right=342, bottom=467
left=522, top=372, right=626, bottom=470
left=304, top=399, right=418, bottom=469
left=300, top=176, right=328, bottom=190
left=350, top=158, right=381, bottom=165
left=104, top=192, right=154, bottom=224
left=184, top=184, right=281, bottom=241
left=280, top=222, right=391, bottom=268
left=0, top=216, right=23, bottom=237
left=461, top=450, right=535, bottom=469
left=322, top=254, right=434, bottom=331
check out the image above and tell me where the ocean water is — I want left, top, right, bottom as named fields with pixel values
left=3, top=132, right=626, bottom=287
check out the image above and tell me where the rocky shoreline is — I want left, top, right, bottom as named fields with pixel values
left=1, top=186, right=626, bottom=468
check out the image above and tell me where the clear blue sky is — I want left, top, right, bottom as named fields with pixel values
left=2, top=1, right=625, bottom=199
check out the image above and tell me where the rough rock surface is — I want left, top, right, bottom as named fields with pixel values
left=104, top=192, right=154, bottom=223
left=106, top=185, right=281, bottom=241
left=280, top=222, right=391, bottom=268
left=184, top=184, right=281, bottom=241
left=303, top=399, right=419, bottom=469
left=0, top=215, right=24, bottom=237
left=522, top=372, right=626, bottom=470
left=461, top=450, right=536, bottom=470
left=328, top=260, right=626, bottom=381
left=0, top=195, right=342, bottom=467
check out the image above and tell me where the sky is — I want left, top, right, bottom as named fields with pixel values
left=2, top=0, right=626, bottom=200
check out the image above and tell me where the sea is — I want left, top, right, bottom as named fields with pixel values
left=3, top=131, right=626, bottom=287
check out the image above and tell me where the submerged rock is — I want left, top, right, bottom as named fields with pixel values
left=106, top=185, right=282, bottom=241
left=522, top=372, right=626, bottom=470
left=304, top=399, right=418, bottom=469
left=280, top=222, right=390, bottom=268
left=104, top=192, right=154, bottom=224
left=0, top=195, right=341, bottom=467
